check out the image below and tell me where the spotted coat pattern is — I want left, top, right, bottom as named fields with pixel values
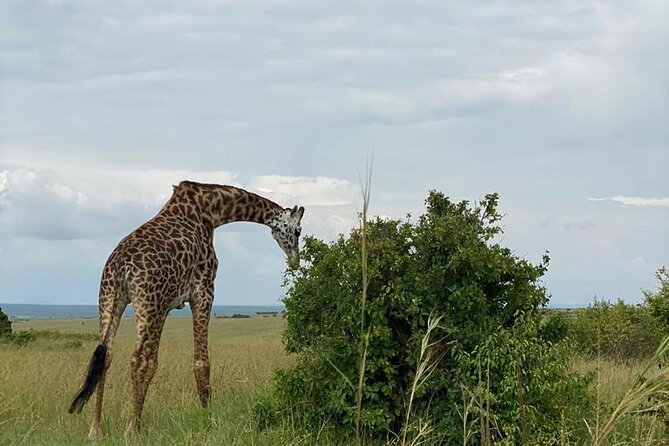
left=84, top=181, right=304, bottom=437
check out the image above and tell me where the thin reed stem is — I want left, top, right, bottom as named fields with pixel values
left=514, top=351, right=528, bottom=446
left=400, top=312, right=443, bottom=446
left=355, top=157, right=373, bottom=446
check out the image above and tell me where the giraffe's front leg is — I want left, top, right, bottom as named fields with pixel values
left=191, top=287, right=213, bottom=408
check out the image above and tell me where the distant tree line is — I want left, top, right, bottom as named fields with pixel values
left=547, top=267, right=669, bottom=362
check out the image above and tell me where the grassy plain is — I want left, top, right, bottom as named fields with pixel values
left=0, top=316, right=667, bottom=445
left=0, top=315, right=346, bottom=446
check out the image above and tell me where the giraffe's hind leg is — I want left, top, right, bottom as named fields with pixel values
left=88, top=364, right=109, bottom=440
left=191, top=288, right=214, bottom=407
left=88, top=296, right=127, bottom=440
left=126, top=311, right=167, bottom=434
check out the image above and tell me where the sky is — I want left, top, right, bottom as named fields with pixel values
left=0, top=0, right=667, bottom=307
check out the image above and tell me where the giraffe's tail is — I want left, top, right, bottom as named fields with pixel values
left=68, top=343, right=107, bottom=414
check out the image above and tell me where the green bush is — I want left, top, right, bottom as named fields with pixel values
left=645, top=267, right=669, bottom=326
left=0, top=328, right=97, bottom=347
left=566, top=299, right=665, bottom=362
left=265, top=191, right=591, bottom=444
left=643, top=268, right=669, bottom=428
left=0, top=307, right=11, bottom=337
left=539, top=310, right=569, bottom=345
left=3, top=330, right=36, bottom=346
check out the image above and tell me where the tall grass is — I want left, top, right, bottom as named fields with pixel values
left=355, top=159, right=373, bottom=445
left=4, top=317, right=669, bottom=444
left=399, top=313, right=444, bottom=446
left=587, top=335, right=669, bottom=445
left=0, top=317, right=299, bottom=446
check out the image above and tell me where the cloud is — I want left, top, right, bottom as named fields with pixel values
left=340, top=41, right=641, bottom=124
left=589, top=196, right=669, bottom=208
left=250, top=175, right=361, bottom=239
left=251, top=175, right=357, bottom=206
left=0, top=165, right=361, bottom=241
left=631, top=256, right=647, bottom=267
left=0, top=167, right=152, bottom=240
left=561, top=220, right=597, bottom=232
left=341, top=69, right=551, bottom=123
left=0, top=170, right=8, bottom=198
left=0, top=165, right=239, bottom=240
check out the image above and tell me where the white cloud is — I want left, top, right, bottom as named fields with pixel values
left=632, top=256, right=647, bottom=267
left=499, top=67, right=546, bottom=83
left=250, top=175, right=361, bottom=239
left=341, top=72, right=551, bottom=122
left=140, top=12, right=212, bottom=29
left=59, top=167, right=239, bottom=206
left=252, top=175, right=357, bottom=207
left=589, top=196, right=669, bottom=208
left=0, top=170, right=8, bottom=195
left=341, top=43, right=638, bottom=123
left=0, top=165, right=239, bottom=240
left=0, top=165, right=361, bottom=241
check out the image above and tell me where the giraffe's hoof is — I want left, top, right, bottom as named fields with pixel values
left=124, top=421, right=140, bottom=438
left=87, top=426, right=102, bottom=441
left=198, top=388, right=211, bottom=408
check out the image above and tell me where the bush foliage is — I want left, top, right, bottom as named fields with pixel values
left=267, top=191, right=591, bottom=444
left=644, top=267, right=669, bottom=327
left=0, top=327, right=97, bottom=347
left=563, top=269, right=669, bottom=362
left=566, top=300, right=665, bottom=362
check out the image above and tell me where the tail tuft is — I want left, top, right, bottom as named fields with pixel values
left=68, top=344, right=107, bottom=414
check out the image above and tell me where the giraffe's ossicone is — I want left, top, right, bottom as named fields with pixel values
left=68, top=181, right=304, bottom=438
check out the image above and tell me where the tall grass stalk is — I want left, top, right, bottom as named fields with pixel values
left=596, top=322, right=601, bottom=443
left=458, top=387, right=476, bottom=446
left=483, top=359, right=492, bottom=446
left=589, top=335, right=669, bottom=445
left=400, top=313, right=443, bottom=446
left=459, top=358, right=495, bottom=446
left=355, top=159, right=373, bottom=446
left=514, top=351, right=528, bottom=446
left=456, top=353, right=499, bottom=446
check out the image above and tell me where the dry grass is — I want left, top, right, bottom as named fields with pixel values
left=573, top=349, right=669, bottom=446
left=2, top=316, right=669, bottom=445
left=0, top=316, right=305, bottom=446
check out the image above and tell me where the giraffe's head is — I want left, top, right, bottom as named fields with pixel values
left=269, top=205, right=305, bottom=267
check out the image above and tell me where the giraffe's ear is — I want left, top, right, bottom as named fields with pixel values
left=289, top=205, right=304, bottom=220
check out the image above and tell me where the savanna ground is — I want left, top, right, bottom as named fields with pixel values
left=0, top=316, right=317, bottom=446
left=0, top=315, right=666, bottom=446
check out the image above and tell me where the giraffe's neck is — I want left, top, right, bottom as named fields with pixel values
left=160, top=182, right=284, bottom=229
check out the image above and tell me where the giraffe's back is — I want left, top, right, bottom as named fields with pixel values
left=100, top=214, right=213, bottom=313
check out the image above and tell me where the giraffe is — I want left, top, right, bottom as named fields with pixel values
left=68, top=181, right=304, bottom=438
